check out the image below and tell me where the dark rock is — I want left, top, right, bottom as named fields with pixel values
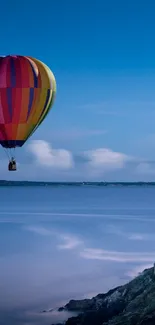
left=58, top=307, right=65, bottom=312
left=55, top=265, right=155, bottom=325
left=65, top=298, right=95, bottom=311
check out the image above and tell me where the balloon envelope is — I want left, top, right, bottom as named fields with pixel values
left=0, top=55, right=56, bottom=148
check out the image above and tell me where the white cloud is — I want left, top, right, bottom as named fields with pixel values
left=84, top=148, right=130, bottom=170
left=24, top=140, right=134, bottom=180
left=106, top=225, right=153, bottom=241
left=27, top=140, right=73, bottom=169
left=2, top=136, right=152, bottom=181
left=25, top=226, right=52, bottom=236
left=128, top=233, right=147, bottom=241
left=57, top=235, right=82, bottom=250
left=24, top=225, right=155, bottom=273
left=24, top=226, right=82, bottom=251
left=80, top=248, right=155, bottom=263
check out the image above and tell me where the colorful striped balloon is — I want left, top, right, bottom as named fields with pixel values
left=0, top=55, right=56, bottom=148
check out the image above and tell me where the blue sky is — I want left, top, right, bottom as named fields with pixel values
left=1, top=0, right=155, bottom=181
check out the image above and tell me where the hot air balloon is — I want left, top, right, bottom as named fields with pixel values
left=0, top=55, right=56, bottom=171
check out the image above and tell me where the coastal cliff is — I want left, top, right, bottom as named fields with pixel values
left=53, top=265, right=155, bottom=325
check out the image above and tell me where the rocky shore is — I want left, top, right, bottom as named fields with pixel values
left=51, top=264, right=155, bottom=325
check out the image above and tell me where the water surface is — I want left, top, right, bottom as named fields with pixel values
left=0, top=185, right=155, bottom=324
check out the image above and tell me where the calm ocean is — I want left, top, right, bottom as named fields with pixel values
left=0, top=185, right=155, bottom=324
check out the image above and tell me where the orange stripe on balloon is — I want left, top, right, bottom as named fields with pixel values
left=16, top=123, right=33, bottom=140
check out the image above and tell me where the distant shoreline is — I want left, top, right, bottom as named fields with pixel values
left=0, top=181, right=155, bottom=186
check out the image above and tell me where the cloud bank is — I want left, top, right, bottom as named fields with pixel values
left=25, top=225, right=155, bottom=265
left=80, top=248, right=155, bottom=263
left=27, top=140, right=73, bottom=169
left=106, top=225, right=155, bottom=241
left=1, top=138, right=154, bottom=181
left=26, top=140, right=133, bottom=180
left=83, top=148, right=130, bottom=169
left=25, top=226, right=82, bottom=251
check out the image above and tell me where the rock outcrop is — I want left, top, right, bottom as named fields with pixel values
left=54, top=265, right=155, bottom=325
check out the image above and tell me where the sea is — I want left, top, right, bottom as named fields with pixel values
left=1, top=183, right=155, bottom=325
